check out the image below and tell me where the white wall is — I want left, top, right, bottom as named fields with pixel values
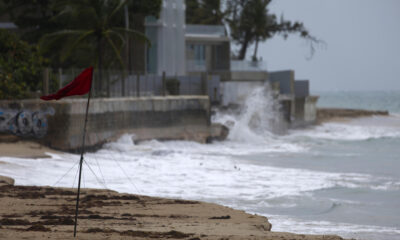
left=156, top=0, right=185, bottom=76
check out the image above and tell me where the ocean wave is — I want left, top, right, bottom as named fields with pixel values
left=1, top=133, right=399, bottom=240
left=268, top=215, right=400, bottom=239
left=289, top=118, right=400, bottom=141
left=2, top=135, right=397, bottom=200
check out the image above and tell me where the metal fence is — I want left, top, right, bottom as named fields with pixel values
left=45, top=68, right=221, bottom=103
left=230, top=60, right=267, bottom=72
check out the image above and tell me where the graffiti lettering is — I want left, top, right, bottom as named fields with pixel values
left=0, top=108, right=54, bottom=138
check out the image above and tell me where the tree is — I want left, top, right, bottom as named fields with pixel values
left=39, top=0, right=151, bottom=96
left=187, top=0, right=322, bottom=60
left=0, top=0, right=62, bottom=44
left=186, top=0, right=226, bottom=25
left=228, top=0, right=322, bottom=60
left=0, top=29, right=47, bottom=99
left=186, top=0, right=200, bottom=24
left=1, top=0, right=162, bottom=68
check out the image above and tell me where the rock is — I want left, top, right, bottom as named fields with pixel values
left=317, top=108, right=389, bottom=123
left=0, top=175, right=15, bottom=186
left=208, top=123, right=229, bottom=142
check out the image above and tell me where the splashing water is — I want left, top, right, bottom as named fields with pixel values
left=213, top=83, right=285, bottom=142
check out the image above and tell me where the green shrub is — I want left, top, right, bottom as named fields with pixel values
left=0, top=29, right=47, bottom=99
left=166, top=78, right=180, bottom=95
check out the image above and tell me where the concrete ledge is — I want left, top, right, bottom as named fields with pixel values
left=0, top=96, right=213, bottom=151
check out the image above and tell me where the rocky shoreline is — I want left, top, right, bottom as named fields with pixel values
left=0, top=176, right=347, bottom=240
left=317, top=108, right=389, bottom=123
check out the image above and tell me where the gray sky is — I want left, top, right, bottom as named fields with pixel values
left=255, top=0, right=400, bottom=91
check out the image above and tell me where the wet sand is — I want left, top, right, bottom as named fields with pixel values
left=0, top=140, right=61, bottom=158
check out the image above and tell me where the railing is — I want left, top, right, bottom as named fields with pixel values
left=230, top=60, right=267, bottom=72
left=186, top=59, right=207, bottom=72
left=186, top=24, right=226, bottom=37
left=44, top=68, right=221, bottom=103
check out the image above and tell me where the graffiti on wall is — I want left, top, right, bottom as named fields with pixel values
left=0, top=108, right=54, bottom=138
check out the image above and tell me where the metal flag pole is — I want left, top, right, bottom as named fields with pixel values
left=73, top=81, right=93, bottom=238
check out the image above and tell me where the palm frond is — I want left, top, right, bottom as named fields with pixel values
left=105, top=29, right=126, bottom=45
left=104, top=34, right=125, bottom=69
left=113, top=27, right=151, bottom=47
left=39, top=30, right=88, bottom=51
left=108, top=0, right=127, bottom=22
left=60, top=30, right=95, bottom=62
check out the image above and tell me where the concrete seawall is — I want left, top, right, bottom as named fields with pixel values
left=0, top=96, right=216, bottom=151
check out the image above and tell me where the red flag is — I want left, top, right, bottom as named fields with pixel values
left=40, top=67, right=93, bottom=101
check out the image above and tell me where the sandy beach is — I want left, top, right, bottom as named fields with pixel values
left=0, top=140, right=61, bottom=159
left=0, top=176, right=345, bottom=240
left=0, top=141, right=348, bottom=240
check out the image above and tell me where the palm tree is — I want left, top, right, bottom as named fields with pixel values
left=40, top=0, right=149, bottom=96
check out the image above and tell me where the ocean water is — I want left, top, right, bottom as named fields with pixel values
left=1, top=89, right=400, bottom=240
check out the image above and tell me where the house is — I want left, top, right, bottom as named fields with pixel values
left=144, top=0, right=186, bottom=76
left=143, top=0, right=318, bottom=127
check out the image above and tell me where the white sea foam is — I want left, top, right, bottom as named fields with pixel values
left=1, top=134, right=399, bottom=239
left=1, top=135, right=398, bottom=198
left=268, top=215, right=400, bottom=240
left=289, top=115, right=400, bottom=141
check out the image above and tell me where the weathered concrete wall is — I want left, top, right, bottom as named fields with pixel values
left=304, top=96, right=319, bottom=124
left=269, top=70, right=295, bottom=95
left=0, top=96, right=213, bottom=151
left=294, top=80, right=309, bottom=98
left=230, top=71, right=268, bottom=82
left=293, top=94, right=318, bottom=128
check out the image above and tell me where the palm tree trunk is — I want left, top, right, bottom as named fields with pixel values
left=238, top=31, right=251, bottom=60
left=238, top=39, right=249, bottom=60
left=97, top=37, right=109, bottom=97
left=252, top=37, right=259, bottom=61
left=97, top=38, right=103, bottom=96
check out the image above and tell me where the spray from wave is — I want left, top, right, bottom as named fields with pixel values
left=212, top=83, right=285, bottom=142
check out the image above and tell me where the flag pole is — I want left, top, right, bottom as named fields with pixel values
left=73, top=79, right=93, bottom=238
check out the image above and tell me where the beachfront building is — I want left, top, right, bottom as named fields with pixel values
left=185, top=24, right=230, bottom=73
left=144, top=0, right=186, bottom=76
left=142, top=0, right=318, bottom=126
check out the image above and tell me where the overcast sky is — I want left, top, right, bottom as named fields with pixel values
left=255, top=0, right=400, bottom=92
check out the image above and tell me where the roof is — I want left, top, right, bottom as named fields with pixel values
left=185, top=24, right=229, bottom=42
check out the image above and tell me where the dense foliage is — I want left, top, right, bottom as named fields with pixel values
left=186, top=0, right=226, bottom=25
left=0, top=0, right=162, bottom=99
left=1, top=0, right=162, bottom=69
left=0, top=29, right=47, bottom=99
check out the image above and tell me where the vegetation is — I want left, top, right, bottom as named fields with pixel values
left=166, top=78, right=180, bottom=95
left=0, top=0, right=162, bottom=99
left=0, top=29, right=47, bottom=99
left=1, top=0, right=161, bottom=69
left=186, top=0, right=226, bottom=25
left=186, top=0, right=322, bottom=60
